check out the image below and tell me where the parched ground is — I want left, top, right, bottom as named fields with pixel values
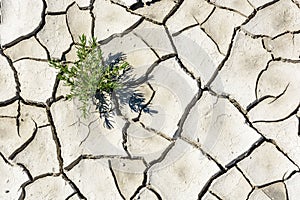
left=0, top=0, right=300, bottom=199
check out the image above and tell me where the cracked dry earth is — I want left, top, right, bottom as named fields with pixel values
left=0, top=0, right=300, bottom=199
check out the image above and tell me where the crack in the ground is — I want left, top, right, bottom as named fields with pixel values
left=61, top=41, right=76, bottom=61
left=50, top=75, right=62, bottom=103
left=133, top=32, right=160, bottom=59
left=209, top=190, right=223, bottom=200
left=272, top=57, right=300, bottom=63
left=198, top=170, right=226, bottom=199
left=20, top=98, right=47, bottom=108
left=38, top=124, right=51, bottom=129
left=247, top=83, right=290, bottom=112
left=0, top=96, right=18, bottom=107
left=0, top=154, right=33, bottom=199
left=161, top=0, right=184, bottom=25
left=0, top=115, right=16, bottom=119
left=268, top=139, right=300, bottom=170
left=256, top=177, right=291, bottom=190
left=252, top=0, right=281, bottom=12
left=13, top=57, right=49, bottom=63
left=46, top=11, right=67, bottom=15
left=245, top=26, right=274, bottom=42
left=297, top=116, right=300, bottom=136
left=163, top=24, right=199, bottom=81
left=0, top=152, right=13, bottom=166
left=45, top=106, right=64, bottom=173
left=272, top=29, right=300, bottom=40
left=254, top=59, right=273, bottom=100
left=18, top=172, right=59, bottom=199
left=208, top=90, right=248, bottom=116
left=146, top=185, right=163, bottom=200
left=16, top=100, right=21, bottom=136
left=205, top=26, right=239, bottom=88
left=0, top=50, right=21, bottom=95
left=46, top=1, right=76, bottom=16
left=171, top=23, right=199, bottom=37
left=236, top=165, right=254, bottom=187
left=163, top=25, right=178, bottom=54
left=246, top=0, right=256, bottom=9
left=252, top=104, right=299, bottom=123
left=226, top=136, right=266, bottom=169
left=98, top=17, right=145, bottom=45
left=1, top=0, right=47, bottom=49
left=193, top=15, right=226, bottom=56
left=130, top=141, right=176, bottom=199
left=245, top=187, right=255, bottom=200
left=139, top=122, right=174, bottom=141
left=35, top=35, right=51, bottom=60
left=46, top=95, right=65, bottom=107
left=65, top=192, right=77, bottom=200
left=8, top=120, right=38, bottom=160
left=171, top=7, right=216, bottom=37
left=78, top=118, right=99, bottom=145
left=62, top=172, right=87, bottom=200
left=261, top=38, right=274, bottom=56
left=285, top=170, right=300, bottom=182
left=65, top=2, right=80, bottom=44
left=89, top=0, right=96, bottom=37
left=180, top=136, right=224, bottom=171
left=16, top=162, right=34, bottom=182
left=204, top=0, right=249, bottom=18
left=108, top=159, right=126, bottom=200
left=64, top=154, right=146, bottom=171
left=199, top=6, right=217, bottom=26
left=175, top=55, right=197, bottom=80
left=284, top=181, right=290, bottom=200
left=172, top=79, right=202, bottom=139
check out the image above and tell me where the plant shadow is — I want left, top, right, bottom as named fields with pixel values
left=94, top=52, right=157, bottom=129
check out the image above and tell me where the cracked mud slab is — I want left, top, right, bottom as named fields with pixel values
left=210, top=167, right=252, bottom=199
left=0, top=0, right=300, bottom=199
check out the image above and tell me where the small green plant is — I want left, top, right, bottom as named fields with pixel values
left=49, top=34, right=129, bottom=128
